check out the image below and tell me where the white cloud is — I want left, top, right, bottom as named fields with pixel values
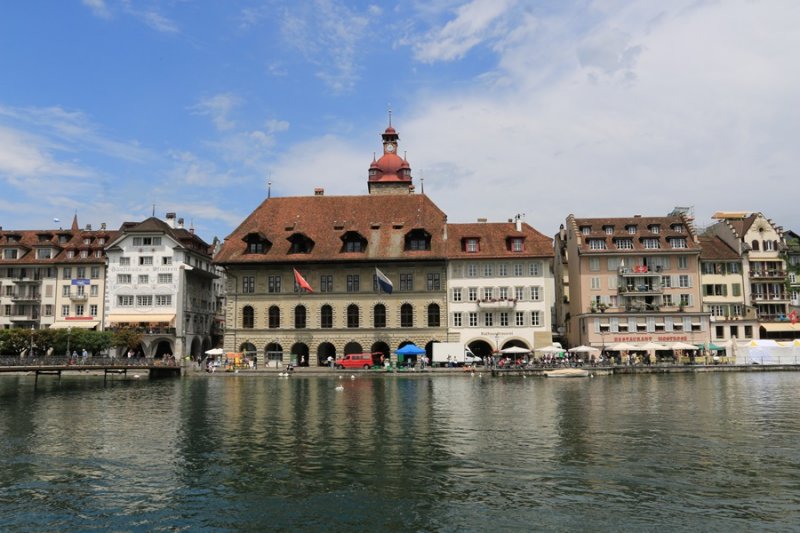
left=190, top=94, right=240, bottom=131
left=0, top=126, right=89, bottom=179
left=82, top=0, right=111, bottom=19
left=141, top=10, right=179, bottom=33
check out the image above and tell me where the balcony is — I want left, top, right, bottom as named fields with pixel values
left=619, top=284, right=662, bottom=295
left=9, top=314, right=37, bottom=322
left=11, top=293, right=40, bottom=303
left=477, top=298, right=518, bottom=309
left=752, top=293, right=790, bottom=302
left=68, top=292, right=88, bottom=302
left=749, top=270, right=787, bottom=279
left=619, top=266, right=663, bottom=278
left=12, top=276, right=42, bottom=284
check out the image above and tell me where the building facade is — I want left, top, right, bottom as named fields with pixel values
left=555, top=214, right=711, bottom=350
left=215, top=125, right=451, bottom=366
left=103, top=214, right=218, bottom=358
left=446, top=217, right=554, bottom=356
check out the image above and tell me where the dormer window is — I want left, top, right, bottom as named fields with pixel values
left=510, top=238, right=524, bottom=252
left=243, top=232, right=271, bottom=254
left=59, top=234, right=69, bottom=244
left=83, top=238, right=92, bottom=245
left=626, top=225, right=637, bottom=234
left=464, top=238, right=479, bottom=253
left=580, top=226, right=591, bottom=235
left=37, top=249, right=52, bottom=259
left=604, top=226, right=614, bottom=235
left=341, top=231, right=367, bottom=253
left=405, top=229, right=431, bottom=251
left=588, top=239, right=607, bottom=250
left=287, top=233, right=315, bottom=254
left=67, top=250, right=75, bottom=258
left=669, top=237, right=687, bottom=249
left=615, top=238, right=634, bottom=250
left=3, top=249, right=18, bottom=260
left=642, top=238, right=660, bottom=249
left=671, top=224, right=684, bottom=233
left=648, top=224, right=660, bottom=234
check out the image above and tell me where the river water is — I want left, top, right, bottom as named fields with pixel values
left=1, top=371, right=799, bottom=532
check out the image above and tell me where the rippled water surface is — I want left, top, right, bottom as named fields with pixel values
left=2, top=372, right=800, bottom=531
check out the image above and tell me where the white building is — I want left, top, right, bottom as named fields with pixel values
left=445, top=217, right=555, bottom=357
left=103, top=214, right=218, bottom=358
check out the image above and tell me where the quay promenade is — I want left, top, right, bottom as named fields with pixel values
left=0, top=356, right=181, bottom=381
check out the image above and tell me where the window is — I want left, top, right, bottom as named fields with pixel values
left=499, top=287, right=508, bottom=299
left=589, top=239, right=607, bottom=250
left=453, top=312, right=462, bottom=327
left=661, top=276, right=672, bottom=288
left=62, top=285, right=71, bottom=296
left=138, top=275, right=149, bottom=284
left=642, top=238, right=660, bottom=249
left=589, top=258, right=600, bottom=271
left=347, top=275, right=360, bottom=292
left=499, top=312, right=509, bottom=326
left=467, top=264, right=478, bottom=277
left=679, top=275, right=690, bottom=288
left=67, top=250, right=75, bottom=258
left=268, top=275, right=281, bottom=293
left=139, top=256, right=153, bottom=265
left=710, top=305, right=725, bottom=317
left=604, top=225, right=614, bottom=235
left=616, top=238, right=633, bottom=250
left=295, top=305, right=307, bottom=329
left=482, top=287, right=493, bottom=300
left=90, top=304, right=98, bottom=316
left=399, top=274, right=413, bottom=292
left=515, top=287, right=524, bottom=300
left=468, top=312, right=478, bottom=327
left=427, top=273, right=441, bottom=291
left=374, top=304, right=386, bottom=328
left=156, top=295, right=172, bottom=306
left=498, top=263, right=508, bottom=276
left=591, top=277, right=600, bottom=290
left=132, top=236, right=161, bottom=246
left=626, top=225, right=637, bottom=234
left=90, top=285, right=98, bottom=296
left=427, top=303, right=440, bottom=327
left=119, top=257, right=130, bottom=266
left=243, top=306, right=254, bottom=329
left=511, top=238, right=523, bottom=252
left=483, top=312, right=493, bottom=327
left=320, top=275, right=333, bottom=292
left=162, top=257, right=172, bottom=265
left=529, top=262, right=541, bottom=276
left=80, top=250, right=88, bottom=258
left=515, top=311, right=525, bottom=326
left=321, top=305, right=333, bottom=328
left=347, top=304, right=360, bottom=328
left=452, top=288, right=462, bottom=302
left=531, top=311, right=541, bottom=326
left=468, top=287, right=478, bottom=302
left=764, top=240, right=775, bottom=251
left=663, top=294, right=673, bottom=306
left=62, top=305, right=70, bottom=317
left=466, top=238, right=479, bottom=252
left=243, top=276, right=255, bottom=294
left=400, top=304, right=413, bottom=327
left=268, top=306, right=280, bottom=328
left=513, top=264, right=523, bottom=276
left=406, top=229, right=430, bottom=251
left=483, top=264, right=493, bottom=277
left=680, top=294, right=690, bottom=306
left=648, top=225, right=660, bottom=234
left=732, top=283, right=741, bottom=297
left=63, top=267, right=72, bottom=278
left=580, top=226, right=591, bottom=235
left=136, top=295, right=152, bottom=306
left=118, top=295, right=133, bottom=306
left=90, top=267, right=100, bottom=279
left=670, top=238, right=687, bottom=248
left=37, top=249, right=51, bottom=259
left=158, top=273, right=172, bottom=284
left=678, top=256, right=688, bottom=269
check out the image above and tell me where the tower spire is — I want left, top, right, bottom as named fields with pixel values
left=387, top=103, right=392, bottom=127
left=71, top=212, right=79, bottom=231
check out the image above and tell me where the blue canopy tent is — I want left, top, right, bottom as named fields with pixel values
left=396, top=344, right=426, bottom=366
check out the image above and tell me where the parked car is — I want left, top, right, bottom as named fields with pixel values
left=334, top=353, right=378, bottom=369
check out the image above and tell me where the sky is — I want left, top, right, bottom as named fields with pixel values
left=1, top=0, right=798, bottom=244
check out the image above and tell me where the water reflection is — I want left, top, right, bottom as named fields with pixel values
left=2, top=373, right=800, bottom=531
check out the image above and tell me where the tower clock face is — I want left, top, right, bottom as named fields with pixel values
left=386, top=143, right=395, bottom=153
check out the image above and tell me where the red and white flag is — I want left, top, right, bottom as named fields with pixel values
left=293, top=268, right=313, bottom=293
left=790, top=310, right=798, bottom=325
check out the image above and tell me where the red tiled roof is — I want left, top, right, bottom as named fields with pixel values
left=698, top=236, right=740, bottom=260
left=0, top=227, right=116, bottom=265
left=569, top=214, right=700, bottom=253
left=214, top=194, right=448, bottom=264
left=446, top=222, right=553, bottom=258
left=108, top=217, right=212, bottom=255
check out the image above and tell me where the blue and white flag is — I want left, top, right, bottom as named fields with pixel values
left=375, top=267, right=393, bottom=294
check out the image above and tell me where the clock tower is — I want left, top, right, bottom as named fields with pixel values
left=368, top=123, right=414, bottom=195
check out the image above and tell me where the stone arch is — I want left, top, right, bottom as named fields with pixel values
left=501, top=338, right=531, bottom=351
left=153, top=339, right=174, bottom=358
left=344, top=341, right=363, bottom=355
left=291, top=342, right=310, bottom=366
left=317, top=342, right=336, bottom=366
left=467, top=338, right=493, bottom=359
left=371, top=341, right=390, bottom=360
left=265, top=342, right=283, bottom=366
left=240, top=341, right=257, bottom=355
left=242, top=305, right=254, bottom=328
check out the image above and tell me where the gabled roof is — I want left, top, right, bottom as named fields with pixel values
left=699, top=236, right=740, bottom=261
left=214, top=194, right=448, bottom=264
left=447, top=222, right=553, bottom=258
left=568, top=214, right=700, bottom=253
left=0, top=227, right=116, bottom=265
left=108, top=217, right=212, bottom=255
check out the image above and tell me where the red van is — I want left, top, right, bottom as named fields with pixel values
left=334, top=353, right=378, bottom=369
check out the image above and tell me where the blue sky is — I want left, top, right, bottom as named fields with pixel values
left=1, top=0, right=798, bottom=243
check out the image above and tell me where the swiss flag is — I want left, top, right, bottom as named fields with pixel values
left=293, top=268, right=313, bottom=293
left=790, top=310, right=798, bottom=325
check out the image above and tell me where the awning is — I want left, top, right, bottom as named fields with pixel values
left=108, top=314, right=175, bottom=324
left=49, top=321, right=99, bottom=329
left=761, top=322, right=800, bottom=333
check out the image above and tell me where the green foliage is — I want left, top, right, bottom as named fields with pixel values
left=0, top=328, right=115, bottom=356
left=112, top=328, right=143, bottom=351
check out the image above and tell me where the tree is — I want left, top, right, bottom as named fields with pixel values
left=112, top=328, right=143, bottom=353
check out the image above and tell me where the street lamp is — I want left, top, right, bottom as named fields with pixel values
left=67, top=326, right=72, bottom=359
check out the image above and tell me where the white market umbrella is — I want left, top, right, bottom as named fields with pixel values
left=640, top=342, right=668, bottom=351
left=670, top=342, right=699, bottom=350
left=568, top=345, right=601, bottom=354
left=608, top=342, right=638, bottom=352
left=501, top=346, right=532, bottom=354
left=535, top=345, right=564, bottom=354
left=205, top=348, right=224, bottom=356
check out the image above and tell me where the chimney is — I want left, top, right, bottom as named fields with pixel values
left=85, top=224, right=92, bottom=231
left=409, top=184, right=415, bottom=194
left=178, top=217, right=185, bottom=229
left=100, top=223, right=106, bottom=230
left=477, top=218, right=488, bottom=223
left=515, top=214, right=522, bottom=232
left=314, top=188, right=324, bottom=196
left=166, top=212, right=176, bottom=228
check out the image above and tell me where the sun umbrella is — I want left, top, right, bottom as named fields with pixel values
left=608, top=342, right=637, bottom=351
left=534, top=345, right=564, bottom=354
left=205, top=348, right=224, bottom=356
left=670, top=342, right=699, bottom=350
left=568, top=345, right=601, bottom=353
left=396, top=344, right=426, bottom=356
left=501, top=346, right=531, bottom=354
left=640, top=342, right=668, bottom=351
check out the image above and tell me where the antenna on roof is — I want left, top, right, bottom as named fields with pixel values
left=152, top=204, right=156, bottom=217
left=420, top=168, right=424, bottom=194
left=268, top=172, right=272, bottom=199
left=387, top=103, right=392, bottom=126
